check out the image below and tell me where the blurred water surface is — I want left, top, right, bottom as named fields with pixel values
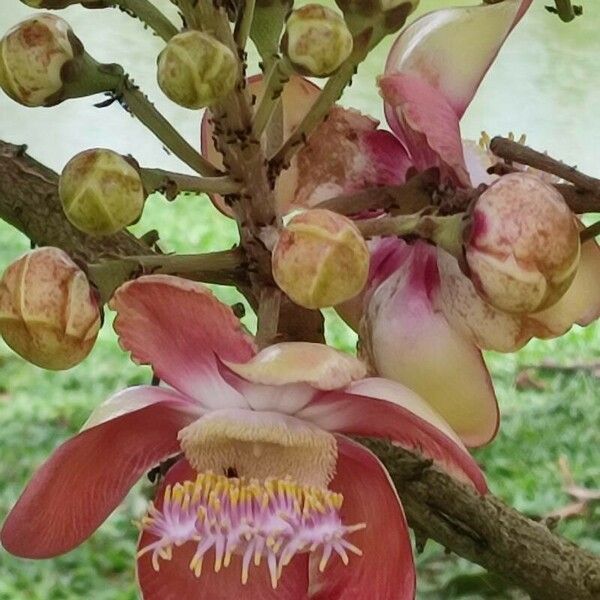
left=0, top=1, right=599, bottom=176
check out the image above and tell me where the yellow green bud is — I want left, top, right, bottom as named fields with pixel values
left=157, top=31, right=238, bottom=109
left=59, top=149, right=145, bottom=237
left=0, top=248, right=101, bottom=370
left=282, top=4, right=353, bottom=77
left=0, top=14, right=76, bottom=107
left=272, top=209, right=369, bottom=309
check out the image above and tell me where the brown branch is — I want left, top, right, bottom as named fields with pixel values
left=365, top=440, right=600, bottom=600
left=2, top=139, right=600, bottom=599
left=490, top=136, right=600, bottom=195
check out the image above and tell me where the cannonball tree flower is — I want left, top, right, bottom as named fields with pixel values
left=0, top=247, right=101, bottom=370
left=1, top=275, right=486, bottom=599
left=465, top=172, right=580, bottom=314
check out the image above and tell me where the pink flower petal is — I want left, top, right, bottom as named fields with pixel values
left=385, top=0, right=533, bottom=119
left=201, top=75, right=320, bottom=217
left=298, top=378, right=487, bottom=493
left=435, top=248, right=530, bottom=352
left=137, top=459, right=310, bottom=600
left=361, top=241, right=499, bottom=447
left=294, top=106, right=411, bottom=207
left=110, top=275, right=254, bottom=409
left=310, top=437, right=415, bottom=600
left=380, top=73, right=469, bottom=186
left=528, top=237, right=600, bottom=336
left=1, top=391, right=195, bottom=558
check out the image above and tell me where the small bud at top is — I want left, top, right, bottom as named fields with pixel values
left=59, top=149, right=145, bottom=237
left=465, top=172, right=580, bottom=314
left=0, top=248, right=101, bottom=370
left=272, top=209, right=369, bottom=309
left=282, top=4, right=353, bottom=77
left=0, top=14, right=76, bottom=107
left=157, top=31, right=238, bottom=110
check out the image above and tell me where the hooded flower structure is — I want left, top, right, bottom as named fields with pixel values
left=199, top=0, right=600, bottom=446
left=1, top=275, right=486, bottom=599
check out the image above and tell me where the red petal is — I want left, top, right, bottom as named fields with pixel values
left=137, top=459, right=310, bottom=600
left=110, top=275, right=255, bottom=407
left=1, top=391, right=194, bottom=558
left=299, top=379, right=487, bottom=493
left=310, top=437, right=415, bottom=600
left=380, top=73, right=469, bottom=186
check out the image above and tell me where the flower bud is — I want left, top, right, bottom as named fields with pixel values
left=272, top=209, right=369, bottom=309
left=157, top=31, right=238, bottom=109
left=465, top=172, right=580, bottom=314
left=0, top=14, right=77, bottom=107
left=282, top=5, right=353, bottom=77
left=0, top=248, right=101, bottom=370
left=59, top=149, right=145, bottom=236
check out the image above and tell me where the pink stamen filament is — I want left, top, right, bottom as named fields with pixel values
left=137, top=472, right=365, bottom=588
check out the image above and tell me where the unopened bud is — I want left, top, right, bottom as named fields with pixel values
left=282, top=5, right=353, bottom=77
left=273, top=209, right=369, bottom=309
left=0, top=248, right=101, bottom=370
left=0, top=14, right=122, bottom=107
left=465, top=173, right=580, bottom=314
left=157, top=31, right=238, bottom=109
left=0, top=14, right=76, bottom=106
left=59, top=149, right=145, bottom=236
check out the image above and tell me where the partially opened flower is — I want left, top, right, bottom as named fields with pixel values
left=1, top=275, right=486, bottom=599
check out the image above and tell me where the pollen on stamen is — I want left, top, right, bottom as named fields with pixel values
left=137, top=472, right=366, bottom=588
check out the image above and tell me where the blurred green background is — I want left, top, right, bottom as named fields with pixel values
left=0, top=1, right=599, bottom=598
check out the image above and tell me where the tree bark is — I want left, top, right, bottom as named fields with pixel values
left=2, top=139, right=600, bottom=599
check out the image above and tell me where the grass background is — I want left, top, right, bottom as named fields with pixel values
left=0, top=193, right=598, bottom=600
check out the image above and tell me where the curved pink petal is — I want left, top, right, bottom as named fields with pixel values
left=1, top=390, right=196, bottom=558
left=385, top=0, right=533, bottom=119
left=360, top=241, right=498, bottom=447
left=298, top=378, right=487, bottom=493
left=294, top=106, right=411, bottom=208
left=380, top=73, right=469, bottom=186
left=137, top=459, right=310, bottom=600
left=310, top=437, right=415, bottom=600
left=528, top=237, right=600, bottom=337
left=201, top=75, right=320, bottom=217
left=110, top=275, right=254, bottom=409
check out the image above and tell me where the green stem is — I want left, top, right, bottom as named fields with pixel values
left=113, top=0, right=178, bottom=41
left=234, top=0, right=257, bottom=49
left=140, top=167, right=241, bottom=197
left=88, top=248, right=246, bottom=302
left=119, top=78, right=222, bottom=177
left=356, top=213, right=466, bottom=258
left=548, top=0, right=582, bottom=22
left=252, top=58, right=293, bottom=137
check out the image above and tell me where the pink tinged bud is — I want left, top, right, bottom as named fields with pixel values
left=282, top=5, right=353, bottom=78
left=157, top=31, right=238, bottom=109
left=0, top=248, right=101, bottom=370
left=360, top=241, right=498, bottom=447
left=59, top=148, right=145, bottom=236
left=466, top=173, right=580, bottom=314
left=272, top=209, right=369, bottom=309
left=0, top=14, right=75, bottom=107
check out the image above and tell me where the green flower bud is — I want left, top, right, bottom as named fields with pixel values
left=157, top=31, right=238, bottom=109
left=0, top=248, right=101, bottom=370
left=0, top=14, right=76, bottom=107
left=273, top=209, right=369, bottom=309
left=282, top=5, right=353, bottom=77
left=59, top=149, right=145, bottom=236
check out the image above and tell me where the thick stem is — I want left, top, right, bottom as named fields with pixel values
left=255, top=286, right=282, bottom=348
left=114, top=0, right=178, bottom=41
left=365, top=440, right=600, bottom=600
